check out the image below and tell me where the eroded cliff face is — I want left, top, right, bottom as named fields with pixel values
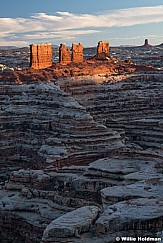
left=60, top=74, right=163, bottom=149
left=0, top=80, right=124, bottom=172
left=59, top=43, right=71, bottom=65
left=72, top=43, right=83, bottom=63
left=29, top=44, right=52, bottom=69
left=97, top=41, right=110, bottom=59
left=59, top=43, right=84, bottom=65
left=0, top=74, right=162, bottom=242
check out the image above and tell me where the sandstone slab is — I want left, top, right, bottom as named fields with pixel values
left=42, top=206, right=100, bottom=240
left=95, top=198, right=163, bottom=234
left=101, top=179, right=163, bottom=206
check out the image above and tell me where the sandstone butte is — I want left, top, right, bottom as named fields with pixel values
left=30, top=43, right=52, bottom=69
left=0, top=40, right=157, bottom=83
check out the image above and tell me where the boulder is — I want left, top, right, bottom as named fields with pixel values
left=42, top=206, right=100, bottom=240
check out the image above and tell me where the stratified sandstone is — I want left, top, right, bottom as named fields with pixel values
left=63, top=74, right=163, bottom=149
left=1, top=147, right=162, bottom=242
left=42, top=206, right=100, bottom=241
left=97, top=41, right=109, bottom=58
left=0, top=80, right=124, bottom=172
left=95, top=198, right=163, bottom=234
left=30, top=44, right=52, bottom=69
left=59, top=43, right=71, bottom=65
left=72, top=43, right=83, bottom=63
left=0, top=46, right=163, bottom=243
left=101, top=180, right=163, bottom=207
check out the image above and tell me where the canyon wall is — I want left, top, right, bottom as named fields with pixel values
left=29, top=44, right=52, bottom=69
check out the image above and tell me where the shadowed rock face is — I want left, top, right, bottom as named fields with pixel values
left=1, top=150, right=162, bottom=243
left=29, top=44, right=52, bottom=69
left=42, top=206, right=100, bottom=240
left=144, top=39, right=149, bottom=46
left=61, top=74, right=163, bottom=149
left=0, top=80, right=124, bottom=172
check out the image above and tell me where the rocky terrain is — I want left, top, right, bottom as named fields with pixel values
left=0, top=42, right=163, bottom=69
left=0, top=54, right=163, bottom=242
left=60, top=73, right=163, bottom=149
left=0, top=58, right=147, bottom=83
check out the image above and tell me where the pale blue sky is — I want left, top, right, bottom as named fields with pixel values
left=0, top=0, right=163, bottom=47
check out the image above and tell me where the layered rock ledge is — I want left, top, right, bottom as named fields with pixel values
left=0, top=58, right=157, bottom=84
left=0, top=68, right=162, bottom=242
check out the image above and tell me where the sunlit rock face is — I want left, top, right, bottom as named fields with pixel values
left=29, top=44, right=52, bottom=69
left=59, top=43, right=71, bottom=65
left=72, top=43, right=83, bottom=63
left=97, top=41, right=110, bottom=59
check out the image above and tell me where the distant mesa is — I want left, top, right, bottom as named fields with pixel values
left=157, top=43, right=163, bottom=48
left=0, top=46, right=18, bottom=50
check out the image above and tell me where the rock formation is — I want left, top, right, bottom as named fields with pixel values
left=62, top=74, right=163, bottom=149
left=59, top=43, right=83, bottom=64
left=97, top=41, right=109, bottom=59
left=0, top=80, right=124, bottom=172
left=59, top=43, right=71, bottom=65
left=144, top=39, right=149, bottom=46
left=0, top=43, right=163, bottom=243
left=72, top=43, right=83, bottom=62
left=0, top=149, right=162, bottom=242
left=143, top=39, right=152, bottom=47
left=29, top=44, right=52, bottom=69
left=42, top=206, right=100, bottom=241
